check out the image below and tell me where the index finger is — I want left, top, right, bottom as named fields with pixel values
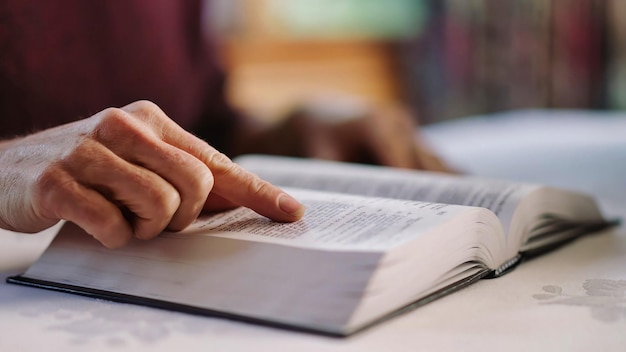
left=199, top=148, right=305, bottom=222
left=125, top=102, right=304, bottom=222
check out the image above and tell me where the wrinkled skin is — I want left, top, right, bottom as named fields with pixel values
left=0, top=101, right=304, bottom=248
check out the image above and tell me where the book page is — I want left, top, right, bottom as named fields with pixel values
left=170, top=188, right=471, bottom=251
left=236, top=155, right=538, bottom=234
left=23, top=221, right=382, bottom=332
left=21, top=190, right=497, bottom=333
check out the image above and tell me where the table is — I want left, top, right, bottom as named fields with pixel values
left=1, top=109, right=625, bottom=351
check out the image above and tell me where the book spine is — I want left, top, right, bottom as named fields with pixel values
left=487, top=254, right=523, bottom=279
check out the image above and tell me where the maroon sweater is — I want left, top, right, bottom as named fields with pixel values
left=0, top=0, right=237, bottom=151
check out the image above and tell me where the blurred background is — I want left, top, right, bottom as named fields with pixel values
left=207, top=0, right=625, bottom=124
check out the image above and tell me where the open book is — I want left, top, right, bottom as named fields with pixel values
left=8, top=155, right=615, bottom=336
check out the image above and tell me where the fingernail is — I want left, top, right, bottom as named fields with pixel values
left=278, top=194, right=305, bottom=217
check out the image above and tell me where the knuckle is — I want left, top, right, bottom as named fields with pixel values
left=95, top=108, right=157, bottom=147
left=183, top=173, right=213, bottom=218
left=148, top=185, right=181, bottom=219
left=95, top=108, right=135, bottom=138
left=212, top=156, right=273, bottom=198
left=162, top=189, right=182, bottom=214
left=99, top=107, right=130, bottom=126
left=189, top=162, right=215, bottom=195
left=123, top=100, right=167, bottom=125
left=244, top=172, right=272, bottom=197
left=73, top=201, right=131, bottom=248
left=132, top=188, right=180, bottom=240
left=167, top=162, right=213, bottom=231
left=206, top=150, right=233, bottom=166
left=127, top=100, right=161, bottom=114
left=33, top=165, right=72, bottom=219
left=218, top=158, right=245, bottom=179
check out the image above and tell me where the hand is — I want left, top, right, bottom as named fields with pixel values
left=237, top=97, right=454, bottom=172
left=0, top=101, right=304, bottom=248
